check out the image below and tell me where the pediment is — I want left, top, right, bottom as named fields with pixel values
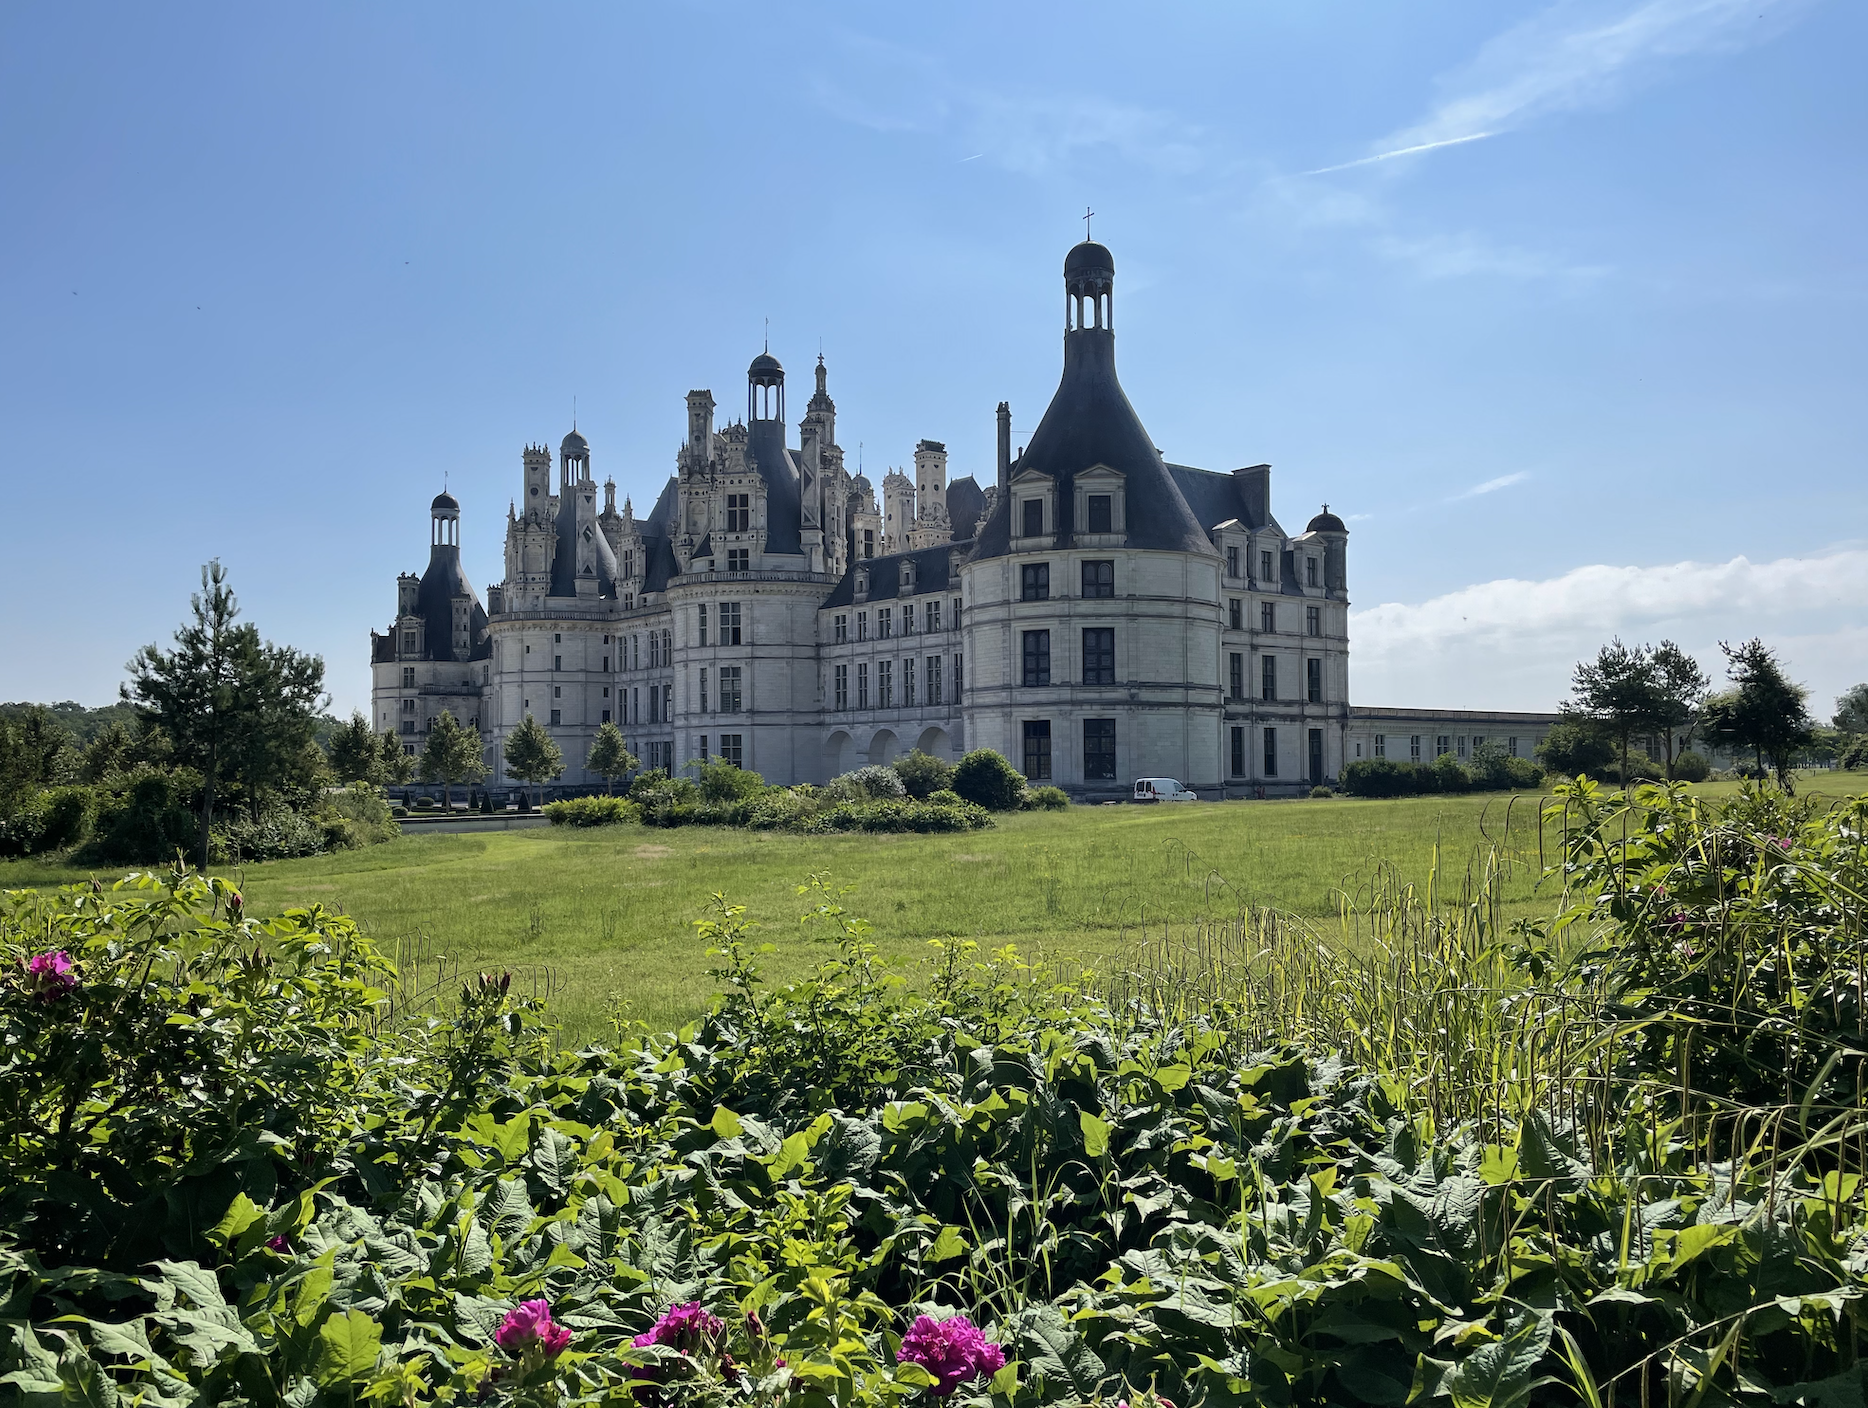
left=1075, top=461, right=1126, bottom=484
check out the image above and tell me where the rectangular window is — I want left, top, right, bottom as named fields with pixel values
left=601, top=708, right=611, bottom=724
left=902, top=656, right=915, bottom=706
left=1022, top=630, right=1051, bottom=687
left=1260, top=549, right=1275, bottom=581
left=1021, top=498, right=1044, bottom=537
left=951, top=596, right=961, bottom=628
left=661, top=629, right=670, bottom=664
left=877, top=659, right=893, bottom=709
left=699, top=668, right=709, bottom=714
left=857, top=611, right=868, bottom=641
left=402, top=632, right=416, bottom=652
left=727, top=548, right=749, bottom=572
left=725, top=493, right=750, bottom=532
left=720, top=601, right=742, bottom=645
left=697, top=605, right=708, bottom=648
left=649, top=687, right=659, bottom=723
left=1437, top=735, right=1451, bottom=757
left=401, top=666, right=415, bottom=687
left=549, top=709, right=561, bottom=726
left=1306, top=556, right=1320, bottom=587
left=1226, top=546, right=1239, bottom=578
left=1081, top=560, right=1114, bottom=598
left=1457, top=735, right=1468, bottom=759
left=901, top=602, right=915, bottom=635
left=857, top=662, right=870, bottom=709
left=698, top=735, right=709, bottom=762
left=1084, top=718, right=1116, bottom=780
left=878, top=608, right=892, bottom=639
left=720, top=665, right=743, bottom=713
left=1306, top=605, right=1321, bottom=637
left=834, top=613, right=847, bottom=643
left=1307, top=657, right=1322, bottom=703
left=720, top=733, right=743, bottom=768
left=1263, top=727, right=1278, bottom=777
left=1410, top=735, right=1421, bottom=762
left=1260, top=654, right=1276, bottom=702
left=603, top=655, right=611, bottom=672
left=662, top=683, right=671, bottom=722
left=1229, top=598, right=1242, bottom=630
left=954, top=653, right=962, bottom=696
left=402, top=698, right=416, bottom=712
left=1260, top=601, right=1275, bottom=633
left=1082, top=627, right=1115, bottom=685
left=927, top=599, right=942, bottom=632
left=1229, top=652, right=1244, bottom=700
left=927, top=654, right=943, bottom=705
left=1473, top=735, right=1485, bottom=753
left=1309, top=728, right=1324, bottom=784
left=1375, top=734, right=1386, bottom=758
left=632, top=686, right=639, bottom=723
left=649, top=632, right=659, bottom=668
left=862, top=528, right=875, bottom=559
left=1021, top=563, right=1050, bottom=601
left=1086, top=494, right=1112, bottom=533
left=1230, top=726, right=1245, bottom=777
left=553, top=655, right=562, bottom=671
left=834, top=664, right=848, bottom=710
left=1508, top=736, right=1519, bottom=757
left=400, top=720, right=414, bottom=736
left=1022, top=720, right=1052, bottom=780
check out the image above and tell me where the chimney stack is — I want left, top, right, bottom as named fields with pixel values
left=995, top=401, right=1011, bottom=491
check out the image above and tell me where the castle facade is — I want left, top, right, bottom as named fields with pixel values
left=373, top=240, right=1547, bottom=798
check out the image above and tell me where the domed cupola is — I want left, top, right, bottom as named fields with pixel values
left=1306, top=506, right=1347, bottom=534
left=1064, top=240, right=1115, bottom=331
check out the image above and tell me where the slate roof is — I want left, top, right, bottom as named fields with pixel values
left=947, top=475, right=986, bottom=543
left=415, top=542, right=491, bottom=662
left=821, top=541, right=969, bottom=609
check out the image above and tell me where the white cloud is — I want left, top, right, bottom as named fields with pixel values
left=1354, top=0, right=1813, bottom=169
left=1452, top=470, right=1532, bottom=499
left=1303, top=132, right=1498, bottom=176
left=1350, top=547, right=1868, bottom=713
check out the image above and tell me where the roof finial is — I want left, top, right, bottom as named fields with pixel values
left=1083, top=205, right=1094, bottom=241
left=573, top=394, right=577, bottom=432
left=1322, top=502, right=1328, bottom=513
left=764, top=316, right=769, bottom=353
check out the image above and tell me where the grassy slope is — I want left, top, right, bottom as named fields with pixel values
left=7, top=776, right=1862, bottom=1041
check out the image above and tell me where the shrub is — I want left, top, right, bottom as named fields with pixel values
left=892, top=750, right=954, bottom=800
left=691, top=758, right=766, bottom=804
left=213, top=804, right=326, bottom=863
left=317, top=782, right=400, bottom=851
left=542, top=795, right=639, bottom=827
left=1429, top=751, right=1471, bottom=793
left=927, top=788, right=963, bottom=807
left=952, top=748, right=1025, bottom=811
left=804, top=797, right=991, bottom=833
left=1309, top=785, right=1334, bottom=799
left=1603, top=751, right=1665, bottom=784
left=1339, top=758, right=1424, bottom=798
left=1673, top=749, right=1712, bottom=782
left=82, top=765, right=200, bottom=864
left=825, top=765, right=906, bottom=802
left=1536, top=717, right=1616, bottom=777
left=1028, top=785, right=1069, bottom=810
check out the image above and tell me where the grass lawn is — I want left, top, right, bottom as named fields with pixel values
left=8, top=774, right=1863, bottom=1042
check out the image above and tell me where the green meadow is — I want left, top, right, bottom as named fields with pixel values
left=7, top=775, right=1863, bottom=1041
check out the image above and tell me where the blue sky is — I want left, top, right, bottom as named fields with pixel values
left=2, top=1, right=1863, bottom=718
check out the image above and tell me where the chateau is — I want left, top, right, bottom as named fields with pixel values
left=372, top=240, right=1553, bottom=798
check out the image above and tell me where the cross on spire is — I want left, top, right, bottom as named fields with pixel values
left=1083, top=205, right=1094, bottom=241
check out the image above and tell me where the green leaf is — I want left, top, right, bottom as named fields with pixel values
left=56, top=1349, right=120, bottom=1408
left=1665, top=1223, right=1738, bottom=1273
left=207, top=1193, right=265, bottom=1250
left=928, top=1225, right=968, bottom=1263
left=1004, top=1304, right=1105, bottom=1400
left=894, top=1363, right=940, bottom=1389
left=769, top=1131, right=812, bottom=1181
left=1442, top=1311, right=1553, bottom=1408
left=316, top=1309, right=383, bottom=1387
left=1154, top=1064, right=1192, bottom=1091
left=990, top=1362, right=1020, bottom=1396
left=1079, top=1110, right=1112, bottom=1158
left=710, top=1106, right=744, bottom=1138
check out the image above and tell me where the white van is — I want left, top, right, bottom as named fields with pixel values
left=1133, top=778, right=1199, bottom=803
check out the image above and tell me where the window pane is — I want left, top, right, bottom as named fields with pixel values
left=1086, top=494, right=1112, bottom=533
left=1082, top=628, right=1114, bottom=685
left=1262, top=727, right=1277, bottom=776
left=1022, top=720, right=1052, bottom=780
left=1084, top=718, right=1116, bottom=780
left=1021, top=563, right=1050, bottom=601
left=1022, top=630, right=1051, bottom=687
left=1081, top=561, right=1113, bottom=598
left=1022, top=498, right=1043, bottom=536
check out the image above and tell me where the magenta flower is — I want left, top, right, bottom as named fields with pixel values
left=495, top=1299, right=572, bottom=1358
left=897, top=1314, right=1005, bottom=1396
left=632, top=1302, right=725, bottom=1355
left=265, top=1234, right=291, bottom=1253
left=26, top=951, right=76, bottom=1001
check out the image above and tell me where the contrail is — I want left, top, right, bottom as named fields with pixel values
left=1303, top=131, right=1496, bottom=176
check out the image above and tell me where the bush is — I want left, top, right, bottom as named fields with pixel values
left=1309, top=785, right=1334, bottom=799
left=1603, top=751, right=1665, bottom=784
left=1027, top=785, right=1069, bottom=810
left=692, top=758, right=766, bottom=804
left=927, top=788, right=963, bottom=807
left=1536, top=717, right=1616, bottom=777
left=1673, top=749, right=1712, bottom=782
left=213, top=804, right=326, bottom=863
left=81, top=765, right=200, bottom=864
left=804, top=797, right=991, bottom=833
left=952, top=747, right=1025, bottom=811
left=892, top=750, right=954, bottom=800
left=1840, top=735, right=1867, bottom=770
left=317, top=782, right=400, bottom=850
left=1429, top=751, right=1471, bottom=794
left=825, top=765, right=906, bottom=803
left=542, top=795, right=639, bottom=827
left=1340, top=757, right=1424, bottom=798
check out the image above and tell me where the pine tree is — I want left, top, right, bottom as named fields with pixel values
left=1569, top=638, right=1666, bottom=783
left=503, top=715, right=564, bottom=808
left=1650, top=640, right=1710, bottom=779
left=1703, top=638, right=1815, bottom=791
left=123, top=561, right=326, bottom=867
left=329, top=711, right=382, bottom=784
left=419, top=710, right=489, bottom=811
left=377, top=730, right=416, bottom=786
left=586, top=722, right=638, bottom=795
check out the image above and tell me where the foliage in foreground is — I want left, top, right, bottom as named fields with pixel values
left=2, top=781, right=1866, bottom=1406
left=619, top=761, right=994, bottom=835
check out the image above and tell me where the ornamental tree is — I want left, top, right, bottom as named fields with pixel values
left=420, top=710, right=489, bottom=811
left=585, top=721, right=638, bottom=795
left=503, top=715, right=564, bottom=808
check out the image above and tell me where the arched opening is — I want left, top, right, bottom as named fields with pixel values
left=866, top=728, right=900, bottom=766
left=915, top=726, right=952, bottom=762
left=823, top=730, right=854, bottom=779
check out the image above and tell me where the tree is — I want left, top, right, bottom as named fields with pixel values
left=328, top=711, right=383, bottom=784
left=1834, top=682, right=1868, bottom=733
left=1568, top=638, right=1666, bottom=784
left=123, top=561, right=327, bottom=867
left=1701, top=638, right=1815, bottom=791
left=419, top=710, right=489, bottom=810
left=893, top=749, right=954, bottom=800
left=79, top=721, right=136, bottom=783
left=503, top=715, right=564, bottom=808
left=378, top=730, right=417, bottom=785
left=952, top=748, right=1025, bottom=811
left=1649, top=640, right=1710, bottom=779
left=1535, top=717, right=1616, bottom=779
left=0, top=707, right=78, bottom=817
left=586, top=722, right=638, bottom=795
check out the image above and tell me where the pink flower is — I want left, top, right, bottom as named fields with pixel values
left=265, top=1234, right=291, bottom=1253
left=632, top=1302, right=724, bottom=1355
left=496, top=1299, right=572, bottom=1358
left=1777, top=837, right=1794, bottom=851
left=26, top=951, right=76, bottom=1001
left=897, top=1314, right=1005, bottom=1396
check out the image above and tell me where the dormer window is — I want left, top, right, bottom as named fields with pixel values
left=900, top=560, right=916, bottom=591
left=1086, top=495, right=1112, bottom=533
left=1306, top=556, right=1319, bottom=587
left=1022, top=498, right=1043, bottom=537
left=726, top=493, right=751, bottom=533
